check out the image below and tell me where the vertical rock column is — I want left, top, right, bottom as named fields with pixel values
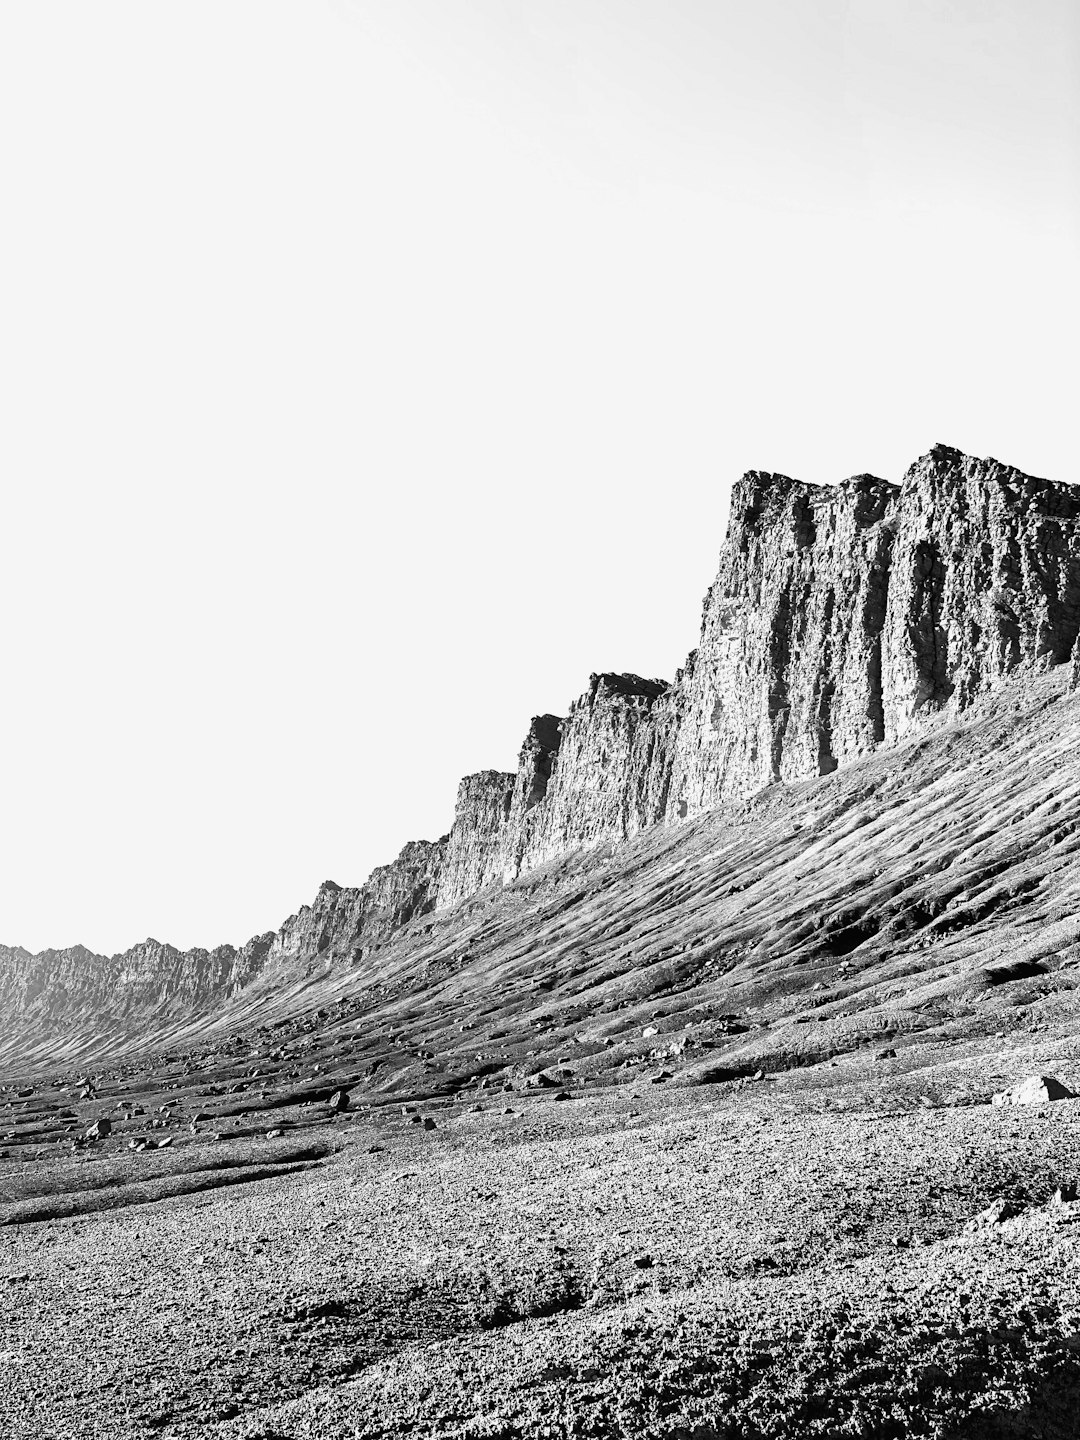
left=436, top=772, right=516, bottom=908
left=517, top=675, right=671, bottom=872
left=882, top=445, right=1080, bottom=739
left=665, top=469, right=899, bottom=816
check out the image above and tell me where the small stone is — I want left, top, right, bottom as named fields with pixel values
left=422, top=1117, right=436, bottom=1131
left=266, top=1129, right=283, bottom=1139
left=876, top=1048, right=896, bottom=1061
left=650, top=1071, right=673, bottom=1085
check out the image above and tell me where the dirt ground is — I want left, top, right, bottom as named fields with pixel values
left=7, top=670, right=1080, bottom=1437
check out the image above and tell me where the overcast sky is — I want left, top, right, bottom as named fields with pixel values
left=1, top=0, right=1077, bottom=955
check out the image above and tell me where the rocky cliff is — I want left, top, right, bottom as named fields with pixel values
left=4, top=444, right=1078, bottom=1042
left=0, top=838, right=447, bottom=1034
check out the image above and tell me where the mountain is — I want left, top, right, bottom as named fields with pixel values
left=3, top=443, right=1078, bottom=1063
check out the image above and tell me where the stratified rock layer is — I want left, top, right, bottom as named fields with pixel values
left=4, top=445, right=1079, bottom=1041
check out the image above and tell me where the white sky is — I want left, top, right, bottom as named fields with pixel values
left=1, top=1, right=1077, bottom=955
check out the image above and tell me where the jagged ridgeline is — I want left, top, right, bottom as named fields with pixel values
left=5, top=443, right=1080, bottom=1031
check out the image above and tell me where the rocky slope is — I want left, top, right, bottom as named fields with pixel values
left=8, top=662, right=1080, bottom=1434
left=3, top=444, right=1078, bottom=1057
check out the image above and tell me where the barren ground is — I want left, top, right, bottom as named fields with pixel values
left=6, top=669, right=1080, bottom=1438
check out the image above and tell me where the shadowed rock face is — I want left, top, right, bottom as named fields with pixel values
left=4, top=445, right=1080, bottom=1053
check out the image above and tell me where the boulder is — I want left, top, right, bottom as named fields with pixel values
left=85, top=1118, right=111, bottom=1140
left=992, top=1075, right=1074, bottom=1107
left=965, top=1197, right=1021, bottom=1230
left=328, top=1089, right=350, bottom=1113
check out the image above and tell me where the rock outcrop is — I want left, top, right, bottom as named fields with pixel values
left=4, top=445, right=1079, bottom=1042
left=0, top=838, right=447, bottom=1034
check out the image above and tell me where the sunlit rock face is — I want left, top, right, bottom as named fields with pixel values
left=437, top=772, right=515, bottom=909
left=0, top=939, right=262, bottom=1030
left=0, top=839, right=450, bottom=1034
left=663, top=445, right=1080, bottom=816
left=518, top=675, right=671, bottom=871
left=263, top=837, right=449, bottom=972
left=7, top=446, right=1080, bottom=1041
left=881, top=445, right=1080, bottom=739
left=664, top=469, right=898, bottom=813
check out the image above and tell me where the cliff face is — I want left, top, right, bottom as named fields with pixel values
left=660, top=446, right=1080, bottom=813
left=665, top=470, right=898, bottom=811
left=434, top=444, right=1080, bottom=863
left=0, top=938, right=264, bottom=1031
left=881, top=447, right=1080, bottom=739
left=0, top=838, right=447, bottom=1034
left=4, top=444, right=1078, bottom=1046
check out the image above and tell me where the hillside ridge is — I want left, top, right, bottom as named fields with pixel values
left=4, top=443, right=1078, bottom=1048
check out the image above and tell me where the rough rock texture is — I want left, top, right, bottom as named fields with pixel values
left=663, top=445, right=1080, bottom=813
left=0, top=838, right=447, bottom=1042
left=519, top=674, right=671, bottom=869
left=4, top=445, right=1080, bottom=1050
left=268, top=838, right=448, bottom=973
left=436, top=772, right=516, bottom=908
left=882, top=446, right=1080, bottom=738
left=665, top=469, right=898, bottom=810
left=0, top=940, right=265, bottom=1033
left=432, top=445, right=1080, bottom=886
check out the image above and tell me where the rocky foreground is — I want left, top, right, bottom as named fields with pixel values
left=5, top=1046, right=1080, bottom=1438
left=6, top=661, right=1080, bottom=1435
